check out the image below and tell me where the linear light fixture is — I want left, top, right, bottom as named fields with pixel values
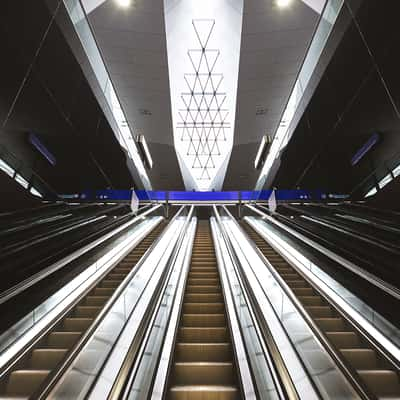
left=351, top=133, right=379, bottom=166
left=29, top=132, right=56, bottom=166
left=136, top=135, right=153, bottom=169
left=0, top=157, right=42, bottom=197
left=254, top=135, right=272, bottom=170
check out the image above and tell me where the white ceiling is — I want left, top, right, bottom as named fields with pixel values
left=233, top=0, right=320, bottom=145
left=83, top=0, right=322, bottom=190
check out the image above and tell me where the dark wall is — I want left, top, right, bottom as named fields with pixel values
left=0, top=0, right=132, bottom=198
left=273, top=0, right=400, bottom=199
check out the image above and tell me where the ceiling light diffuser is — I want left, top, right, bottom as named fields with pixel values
left=164, top=0, right=243, bottom=191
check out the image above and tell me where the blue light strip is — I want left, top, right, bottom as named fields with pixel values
left=351, top=133, right=379, bottom=166
left=57, top=189, right=346, bottom=202
left=29, top=132, right=56, bottom=166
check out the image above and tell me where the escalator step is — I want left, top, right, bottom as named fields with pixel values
left=6, top=370, right=50, bottom=397
left=184, top=293, right=223, bottom=303
left=172, top=362, right=235, bottom=385
left=46, top=332, right=81, bottom=348
left=183, top=303, right=224, bottom=314
left=325, top=332, right=363, bottom=348
left=101, top=280, right=121, bottom=288
left=85, top=296, right=109, bottom=306
left=30, top=349, right=68, bottom=369
left=178, top=327, right=228, bottom=343
left=186, top=285, right=221, bottom=294
left=63, top=318, right=92, bottom=331
left=175, top=343, right=232, bottom=362
left=189, top=272, right=218, bottom=279
left=314, top=317, right=346, bottom=331
left=187, top=278, right=219, bottom=286
left=182, top=314, right=225, bottom=327
left=92, top=287, right=115, bottom=296
left=305, top=306, right=334, bottom=318
left=297, top=296, right=324, bottom=306
left=75, top=306, right=102, bottom=318
left=358, top=370, right=400, bottom=397
left=169, top=384, right=239, bottom=400
left=341, top=349, right=378, bottom=369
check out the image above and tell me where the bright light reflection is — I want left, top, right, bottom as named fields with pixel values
left=276, top=0, right=292, bottom=7
left=115, top=0, right=131, bottom=7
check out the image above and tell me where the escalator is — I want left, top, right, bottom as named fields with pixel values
left=271, top=209, right=400, bottom=289
left=0, top=221, right=166, bottom=399
left=167, top=221, right=240, bottom=399
left=0, top=206, right=134, bottom=293
left=242, top=223, right=400, bottom=399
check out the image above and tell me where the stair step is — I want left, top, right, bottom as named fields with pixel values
left=341, top=349, right=378, bottom=369
left=182, top=314, right=225, bottom=327
left=189, top=272, right=218, bottom=279
left=305, top=306, right=334, bottom=318
left=172, top=362, right=235, bottom=385
left=279, top=273, right=301, bottom=280
left=358, top=370, right=400, bottom=397
left=92, top=287, right=115, bottom=296
left=85, top=296, right=109, bottom=306
left=188, top=278, right=219, bottom=286
left=286, top=280, right=308, bottom=288
left=315, top=318, right=346, bottom=331
left=46, top=332, right=81, bottom=348
left=63, top=318, right=93, bottom=331
left=183, top=303, right=224, bottom=314
left=190, top=268, right=217, bottom=274
left=298, top=296, right=324, bottom=306
left=101, top=280, right=121, bottom=288
left=292, top=288, right=314, bottom=296
left=175, top=343, right=231, bottom=362
left=108, top=273, right=127, bottom=280
left=75, top=306, right=101, bottom=318
left=184, top=293, right=223, bottom=303
left=30, top=349, right=68, bottom=369
left=6, top=370, right=50, bottom=397
left=326, top=332, right=363, bottom=348
left=178, top=327, right=228, bottom=343
left=186, top=285, right=221, bottom=294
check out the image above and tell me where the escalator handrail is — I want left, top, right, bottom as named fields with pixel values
left=223, top=205, right=373, bottom=400
left=212, top=207, right=289, bottom=400
left=282, top=203, right=400, bottom=253
left=0, top=204, right=125, bottom=257
left=0, top=202, right=102, bottom=236
left=36, top=206, right=188, bottom=399
left=304, top=203, right=400, bottom=235
left=0, top=202, right=62, bottom=220
left=0, top=212, right=72, bottom=239
left=249, top=204, right=400, bottom=302
left=0, top=204, right=163, bottom=306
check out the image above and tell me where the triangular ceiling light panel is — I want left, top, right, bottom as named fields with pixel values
left=164, top=0, right=244, bottom=191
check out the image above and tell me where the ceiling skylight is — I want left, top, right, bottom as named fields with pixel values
left=164, top=0, right=243, bottom=191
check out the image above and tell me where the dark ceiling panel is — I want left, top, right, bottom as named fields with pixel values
left=273, top=1, right=400, bottom=198
left=0, top=0, right=135, bottom=197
